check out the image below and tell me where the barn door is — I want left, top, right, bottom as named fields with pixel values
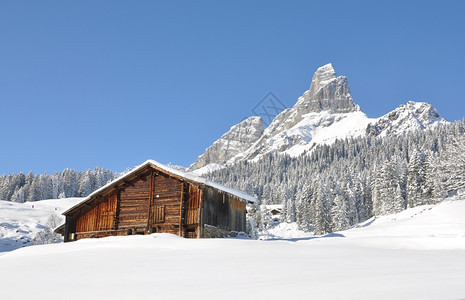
left=186, top=185, right=201, bottom=225
left=148, top=172, right=166, bottom=232
left=183, top=185, right=201, bottom=238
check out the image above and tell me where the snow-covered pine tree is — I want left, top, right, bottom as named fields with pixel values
left=407, top=149, right=424, bottom=207
left=393, top=183, right=406, bottom=213
left=312, top=179, right=332, bottom=234
left=78, top=170, right=93, bottom=197
left=438, top=134, right=465, bottom=196
left=27, top=176, right=41, bottom=202
left=40, top=174, right=53, bottom=200
left=331, top=184, right=350, bottom=231
left=286, top=191, right=296, bottom=223
left=296, top=183, right=313, bottom=232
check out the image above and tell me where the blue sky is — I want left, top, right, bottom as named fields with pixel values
left=1, top=1, right=464, bottom=174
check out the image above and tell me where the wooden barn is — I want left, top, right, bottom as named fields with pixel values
left=59, top=160, right=255, bottom=241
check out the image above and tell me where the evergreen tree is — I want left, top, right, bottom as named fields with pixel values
left=28, top=176, right=41, bottom=202
left=78, top=170, right=92, bottom=197
left=393, top=183, right=406, bottom=213
left=407, top=150, right=424, bottom=207
left=331, top=186, right=349, bottom=231
left=296, top=183, right=313, bottom=232
left=313, top=181, right=332, bottom=234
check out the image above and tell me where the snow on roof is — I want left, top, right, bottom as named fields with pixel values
left=263, top=204, right=283, bottom=210
left=63, top=159, right=255, bottom=215
left=146, top=160, right=255, bottom=203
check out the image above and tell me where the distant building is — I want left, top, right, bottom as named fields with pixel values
left=57, top=160, right=254, bottom=241
left=264, top=205, right=283, bottom=216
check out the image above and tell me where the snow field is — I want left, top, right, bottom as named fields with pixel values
left=0, top=199, right=464, bottom=299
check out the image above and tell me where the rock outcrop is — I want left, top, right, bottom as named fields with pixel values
left=297, top=63, right=359, bottom=114
left=366, top=101, right=447, bottom=137
left=188, top=116, right=264, bottom=172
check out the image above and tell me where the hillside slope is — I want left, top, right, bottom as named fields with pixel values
left=0, top=198, right=82, bottom=252
left=1, top=199, right=464, bottom=299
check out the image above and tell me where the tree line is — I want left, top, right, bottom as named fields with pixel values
left=206, top=120, right=465, bottom=235
left=0, top=168, right=116, bottom=202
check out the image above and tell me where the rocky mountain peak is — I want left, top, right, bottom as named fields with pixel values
left=296, top=63, right=359, bottom=114
left=308, top=63, right=337, bottom=95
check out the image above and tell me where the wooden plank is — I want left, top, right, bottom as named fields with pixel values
left=147, top=171, right=155, bottom=230
left=118, top=175, right=150, bottom=229
left=179, top=182, right=185, bottom=236
left=115, top=191, right=121, bottom=229
left=198, top=188, right=203, bottom=238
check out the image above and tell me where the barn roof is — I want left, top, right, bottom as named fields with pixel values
left=63, top=159, right=255, bottom=215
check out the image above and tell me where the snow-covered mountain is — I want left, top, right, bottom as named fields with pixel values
left=366, top=101, right=447, bottom=137
left=188, top=116, right=264, bottom=173
left=189, top=63, right=447, bottom=173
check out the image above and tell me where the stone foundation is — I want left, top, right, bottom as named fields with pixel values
left=201, top=224, right=245, bottom=238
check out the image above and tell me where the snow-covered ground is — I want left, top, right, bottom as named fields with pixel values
left=0, top=198, right=82, bottom=252
left=259, top=221, right=313, bottom=240
left=0, top=199, right=464, bottom=299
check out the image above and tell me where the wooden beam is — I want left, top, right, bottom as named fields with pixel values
left=137, top=174, right=148, bottom=182
left=64, top=216, right=70, bottom=242
left=198, top=188, right=203, bottom=238
left=115, top=185, right=126, bottom=193
left=123, top=180, right=134, bottom=187
left=147, top=171, right=155, bottom=232
left=114, top=191, right=121, bottom=230
left=179, top=182, right=185, bottom=236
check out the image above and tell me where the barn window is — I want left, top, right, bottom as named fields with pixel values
left=153, top=205, right=165, bottom=223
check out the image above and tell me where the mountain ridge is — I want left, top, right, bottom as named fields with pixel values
left=189, top=64, right=447, bottom=174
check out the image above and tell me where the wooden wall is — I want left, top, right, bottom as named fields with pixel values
left=77, top=194, right=117, bottom=232
left=201, top=187, right=246, bottom=233
left=149, top=172, right=183, bottom=235
left=118, top=177, right=151, bottom=230
left=68, top=193, right=118, bottom=240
